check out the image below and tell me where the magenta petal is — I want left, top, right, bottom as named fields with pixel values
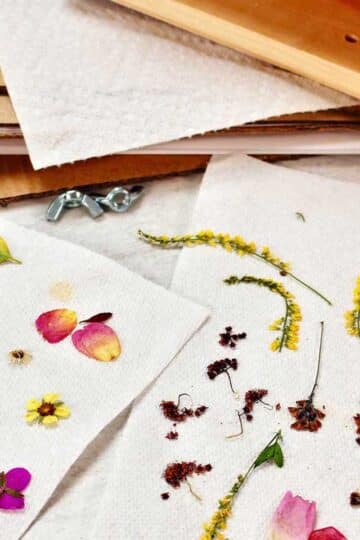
left=0, top=493, right=24, bottom=510
left=309, top=527, right=347, bottom=540
left=5, top=468, right=31, bottom=492
left=267, top=491, right=316, bottom=539
left=72, top=322, right=121, bottom=361
left=36, top=309, right=77, bottom=343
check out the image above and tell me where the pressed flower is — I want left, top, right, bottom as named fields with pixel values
left=25, top=393, right=70, bottom=426
left=267, top=493, right=346, bottom=540
left=72, top=322, right=121, bottom=361
left=266, top=491, right=316, bottom=539
left=160, top=394, right=207, bottom=424
left=201, top=431, right=283, bottom=540
left=36, top=309, right=77, bottom=343
left=288, top=322, right=326, bottom=432
left=138, top=230, right=332, bottom=305
left=344, top=276, right=360, bottom=337
left=350, top=491, right=360, bottom=506
left=8, top=349, right=32, bottom=366
left=207, top=358, right=239, bottom=398
left=218, top=326, right=246, bottom=348
left=227, top=390, right=271, bottom=439
left=164, top=461, right=212, bottom=501
left=0, top=468, right=31, bottom=510
left=224, top=275, right=302, bottom=352
left=0, top=236, right=21, bottom=265
left=309, top=528, right=347, bottom=539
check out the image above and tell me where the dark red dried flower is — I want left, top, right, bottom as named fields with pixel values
left=165, top=430, right=179, bottom=440
left=161, top=492, right=170, bottom=500
left=350, top=492, right=360, bottom=506
left=219, top=326, right=246, bottom=348
left=160, top=394, right=207, bottom=424
left=275, top=403, right=281, bottom=411
left=207, top=358, right=238, bottom=379
left=356, top=437, right=360, bottom=446
left=354, top=414, right=360, bottom=433
left=244, top=389, right=268, bottom=413
left=288, top=400, right=325, bottom=432
left=163, top=461, right=212, bottom=489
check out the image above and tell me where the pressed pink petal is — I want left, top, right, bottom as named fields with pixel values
left=36, top=309, right=77, bottom=343
left=72, top=322, right=121, bottom=361
left=0, top=493, right=24, bottom=510
left=267, top=491, right=316, bottom=539
left=309, top=527, right=347, bottom=540
left=5, top=468, right=31, bottom=492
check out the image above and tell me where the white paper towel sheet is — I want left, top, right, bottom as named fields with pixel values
left=0, top=218, right=207, bottom=540
left=0, top=0, right=356, bottom=169
left=92, top=156, right=360, bottom=539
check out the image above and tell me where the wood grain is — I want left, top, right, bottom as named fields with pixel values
left=0, top=154, right=211, bottom=205
left=112, top=0, right=360, bottom=98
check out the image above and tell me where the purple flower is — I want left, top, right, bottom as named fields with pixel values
left=0, top=468, right=31, bottom=510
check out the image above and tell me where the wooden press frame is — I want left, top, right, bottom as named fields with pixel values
left=112, top=0, right=360, bottom=99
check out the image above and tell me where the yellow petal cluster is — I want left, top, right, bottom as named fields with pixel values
left=200, top=476, right=243, bottom=540
left=344, top=276, right=360, bottom=337
left=25, top=393, right=71, bottom=426
left=225, top=275, right=302, bottom=352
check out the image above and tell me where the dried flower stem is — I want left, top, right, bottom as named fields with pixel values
left=186, top=479, right=202, bottom=502
left=225, top=275, right=302, bottom=352
left=200, top=431, right=283, bottom=540
left=138, top=230, right=332, bottom=305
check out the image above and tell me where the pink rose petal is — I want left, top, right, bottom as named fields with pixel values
left=5, top=468, right=31, bottom=492
left=0, top=493, right=24, bottom=511
left=309, top=527, right=347, bottom=540
left=72, top=322, right=121, bottom=361
left=267, top=491, right=316, bottom=540
left=36, top=309, right=77, bottom=343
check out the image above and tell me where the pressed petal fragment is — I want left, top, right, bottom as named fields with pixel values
left=35, top=309, right=77, bottom=343
left=42, top=415, right=58, bottom=426
left=309, top=528, right=347, bottom=540
left=72, top=322, right=121, bottom=361
left=43, top=393, right=60, bottom=404
left=25, top=411, right=40, bottom=423
left=0, top=492, right=24, bottom=510
left=26, top=399, right=41, bottom=411
left=5, top=468, right=32, bottom=492
left=267, top=491, right=316, bottom=540
left=54, top=405, right=71, bottom=418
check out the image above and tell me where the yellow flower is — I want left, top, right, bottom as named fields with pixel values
left=345, top=277, right=360, bottom=338
left=25, top=394, right=71, bottom=426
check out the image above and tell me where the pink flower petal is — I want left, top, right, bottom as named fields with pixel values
left=309, top=527, right=347, bottom=540
left=267, top=491, right=316, bottom=539
left=5, top=468, right=31, bottom=492
left=72, top=322, right=121, bottom=361
left=0, top=493, right=24, bottom=510
left=36, top=309, right=77, bottom=343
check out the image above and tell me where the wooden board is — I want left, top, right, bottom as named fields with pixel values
left=112, top=0, right=360, bottom=98
left=0, top=154, right=211, bottom=205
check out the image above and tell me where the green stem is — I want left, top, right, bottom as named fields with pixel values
left=252, top=252, right=332, bottom=306
left=279, top=299, right=289, bottom=352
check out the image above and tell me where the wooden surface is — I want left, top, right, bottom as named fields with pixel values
left=113, top=0, right=360, bottom=98
left=0, top=154, right=211, bottom=205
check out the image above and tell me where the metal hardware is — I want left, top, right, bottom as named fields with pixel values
left=46, top=185, right=144, bottom=222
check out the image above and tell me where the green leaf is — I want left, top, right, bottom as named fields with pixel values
left=0, top=236, right=21, bottom=264
left=254, top=445, right=275, bottom=468
left=273, top=443, right=284, bottom=468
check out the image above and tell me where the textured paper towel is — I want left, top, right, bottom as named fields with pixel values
left=93, top=155, right=360, bottom=539
left=0, top=218, right=207, bottom=540
left=0, top=0, right=355, bottom=169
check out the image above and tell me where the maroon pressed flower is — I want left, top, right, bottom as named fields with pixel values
left=350, top=492, right=360, bottom=506
left=160, top=394, right=207, bottom=424
left=288, top=322, right=326, bottom=433
left=354, top=414, right=360, bottom=436
left=219, top=326, right=246, bottom=348
left=207, top=358, right=238, bottom=396
left=163, top=461, right=212, bottom=490
left=165, top=430, right=179, bottom=440
left=161, top=492, right=170, bottom=500
left=226, top=389, right=271, bottom=439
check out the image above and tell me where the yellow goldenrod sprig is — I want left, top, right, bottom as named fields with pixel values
left=224, top=275, right=302, bottom=352
left=344, top=276, right=360, bottom=337
left=200, top=431, right=283, bottom=540
left=138, top=230, right=332, bottom=306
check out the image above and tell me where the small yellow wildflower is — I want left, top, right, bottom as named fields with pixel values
left=344, top=276, right=360, bottom=338
left=25, top=394, right=70, bottom=426
left=225, top=275, right=302, bottom=352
